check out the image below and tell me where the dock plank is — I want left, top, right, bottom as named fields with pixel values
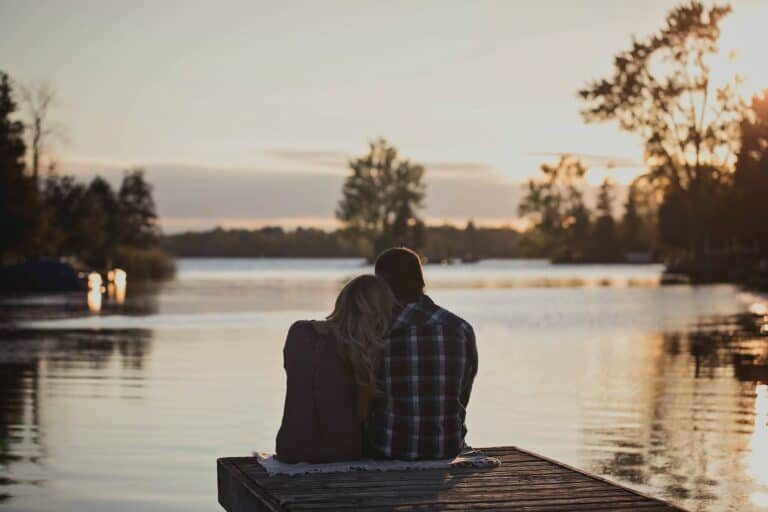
left=218, top=446, right=685, bottom=511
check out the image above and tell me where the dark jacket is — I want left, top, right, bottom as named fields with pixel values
left=276, top=320, right=361, bottom=463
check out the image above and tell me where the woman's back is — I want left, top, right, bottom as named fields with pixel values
left=276, top=320, right=361, bottom=463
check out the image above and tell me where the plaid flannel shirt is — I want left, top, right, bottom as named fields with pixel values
left=365, top=295, right=478, bottom=460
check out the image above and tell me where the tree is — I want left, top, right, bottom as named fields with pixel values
left=41, top=175, right=105, bottom=260
left=0, top=71, right=40, bottom=263
left=118, top=169, right=160, bottom=248
left=336, top=138, right=426, bottom=258
left=732, top=89, right=768, bottom=255
left=621, top=181, right=654, bottom=253
left=579, top=1, right=744, bottom=258
left=19, top=81, right=60, bottom=181
left=85, top=176, right=120, bottom=267
left=588, top=179, right=623, bottom=261
left=518, top=156, right=592, bottom=261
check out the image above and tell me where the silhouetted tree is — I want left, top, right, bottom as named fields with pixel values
left=579, top=1, right=744, bottom=258
left=336, top=138, right=426, bottom=258
left=85, top=176, right=120, bottom=267
left=588, top=179, right=623, bottom=261
left=118, top=169, right=159, bottom=248
left=563, top=200, right=592, bottom=262
left=732, top=90, right=768, bottom=256
left=621, top=181, right=656, bottom=253
left=19, top=82, right=59, bottom=181
left=0, top=72, right=40, bottom=263
left=41, top=175, right=105, bottom=260
left=518, top=156, right=593, bottom=260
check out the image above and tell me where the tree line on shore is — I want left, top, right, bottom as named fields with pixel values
left=0, top=72, right=174, bottom=279
left=161, top=222, right=521, bottom=261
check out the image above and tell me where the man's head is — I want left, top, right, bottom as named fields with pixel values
left=374, top=247, right=425, bottom=303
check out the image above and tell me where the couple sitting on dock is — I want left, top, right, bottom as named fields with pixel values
left=276, top=246, right=478, bottom=463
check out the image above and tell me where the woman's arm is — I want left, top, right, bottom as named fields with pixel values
left=275, top=321, right=319, bottom=463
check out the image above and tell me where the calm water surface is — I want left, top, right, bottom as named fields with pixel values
left=1, top=258, right=767, bottom=512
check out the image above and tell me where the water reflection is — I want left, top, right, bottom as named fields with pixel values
left=107, top=268, right=127, bottom=305
left=86, top=272, right=103, bottom=313
left=0, top=328, right=152, bottom=503
left=579, top=311, right=768, bottom=511
left=87, top=269, right=128, bottom=314
left=749, top=385, right=768, bottom=507
left=0, top=260, right=767, bottom=511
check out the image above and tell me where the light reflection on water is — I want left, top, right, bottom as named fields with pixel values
left=87, top=269, right=127, bottom=314
left=0, top=258, right=767, bottom=512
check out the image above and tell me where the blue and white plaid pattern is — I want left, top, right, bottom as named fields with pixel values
left=366, top=295, right=477, bottom=460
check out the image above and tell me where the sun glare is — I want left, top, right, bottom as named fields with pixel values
left=717, top=5, right=768, bottom=97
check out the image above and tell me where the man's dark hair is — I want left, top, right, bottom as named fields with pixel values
left=374, top=247, right=425, bottom=303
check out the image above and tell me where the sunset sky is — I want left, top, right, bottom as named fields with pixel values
left=2, top=0, right=766, bottom=232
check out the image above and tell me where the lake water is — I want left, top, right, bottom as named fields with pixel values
left=1, top=258, right=767, bottom=512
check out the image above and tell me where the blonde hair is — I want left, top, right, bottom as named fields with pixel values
left=323, top=274, right=395, bottom=421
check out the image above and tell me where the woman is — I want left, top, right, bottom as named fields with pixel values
left=276, top=274, right=395, bottom=463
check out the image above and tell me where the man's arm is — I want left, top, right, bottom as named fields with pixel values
left=459, top=324, right=478, bottom=409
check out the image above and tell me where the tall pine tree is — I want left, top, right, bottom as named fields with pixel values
left=0, top=71, right=40, bottom=263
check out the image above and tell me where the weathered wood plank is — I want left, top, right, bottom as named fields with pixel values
left=217, top=446, right=686, bottom=511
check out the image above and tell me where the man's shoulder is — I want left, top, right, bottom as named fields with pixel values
left=428, top=302, right=474, bottom=337
left=393, top=296, right=474, bottom=338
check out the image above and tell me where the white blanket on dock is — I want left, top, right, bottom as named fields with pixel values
left=254, top=448, right=500, bottom=476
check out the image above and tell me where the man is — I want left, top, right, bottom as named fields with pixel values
left=366, top=246, right=478, bottom=460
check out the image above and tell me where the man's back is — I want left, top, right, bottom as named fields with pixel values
left=366, top=295, right=477, bottom=460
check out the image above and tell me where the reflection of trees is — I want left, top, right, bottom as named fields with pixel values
left=0, top=328, right=152, bottom=503
left=582, top=313, right=768, bottom=511
left=0, top=280, right=162, bottom=322
left=0, top=361, right=39, bottom=504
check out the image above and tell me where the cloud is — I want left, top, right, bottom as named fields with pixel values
left=423, top=161, right=497, bottom=177
left=259, top=149, right=500, bottom=178
left=527, top=152, right=642, bottom=169
left=57, top=156, right=632, bottom=233
left=259, top=149, right=350, bottom=172
left=58, top=158, right=521, bottom=233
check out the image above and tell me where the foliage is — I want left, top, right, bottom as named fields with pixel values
left=40, top=175, right=106, bottom=263
left=162, top=227, right=361, bottom=258
left=621, top=180, right=658, bottom=253
left=117, top=169, right=160, bottom=248
left=518, top=156, right=588, bottom=234
left=336, top=138, right=426, bottom=259
left=579, top=1, right=745, bottom=256
left=518, top=157, right=662, bottom=262
left=113, top=246, right=175, bottom=280
left=162, top=223, right=522, bottom=260
left=87, top=176, right=121, bottom=266
left=0, top=69, right=173, bottom=278
left=588, top=179, right=624, bottom=262
left=518, top=157, right=595, bottom=261
left=732, top=90, right=768, bottom=255
left=0, top=72, right=40, bottom=264
left=39, top=170, right=169, bottom=272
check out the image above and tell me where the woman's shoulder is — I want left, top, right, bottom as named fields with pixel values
left=287, top=320, right=332, bottom=339
left=285, top=320, right=335, bottom=352
left=287, top=319, right=313, bottom=335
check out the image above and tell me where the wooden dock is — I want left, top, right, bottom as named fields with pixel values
left=218, top=446, right=685, bottom=511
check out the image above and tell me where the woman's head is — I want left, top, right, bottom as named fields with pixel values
left=326, top=274, right=395, bottom=420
